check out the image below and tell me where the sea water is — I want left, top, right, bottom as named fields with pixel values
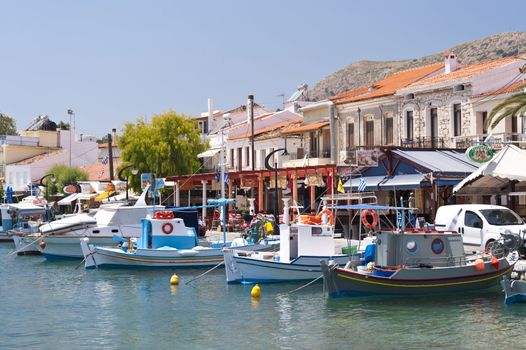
left=0, top=243, right=525, bottom=350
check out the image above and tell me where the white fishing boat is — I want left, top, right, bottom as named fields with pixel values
left=80, top=210, right=228, bottom=268
left=224, top=208, right=350, bottom=284
left=0, top=203, right=47, bottom=243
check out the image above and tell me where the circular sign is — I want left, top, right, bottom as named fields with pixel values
left=405, top=239, right=418, bottom=254
left=63, top=185, right=78, bottom=194
left=466, top=145, right=494, bottom=163
left=431, top=238, right=445, bottom=254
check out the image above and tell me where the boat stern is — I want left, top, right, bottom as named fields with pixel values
left=224, top=249, right=244, bottom=283
left=80, top=238, right=97, bottom=269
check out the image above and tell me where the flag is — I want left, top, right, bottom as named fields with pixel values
left=337, top=178, right=345, bottom=193
left=101, top=156, right=109, bottom=165
left=358, top=177, right=367, bottom=192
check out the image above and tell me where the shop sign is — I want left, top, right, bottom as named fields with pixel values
left=466, top=145, right=494, bottom=163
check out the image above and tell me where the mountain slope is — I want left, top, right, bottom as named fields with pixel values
left=308, top=32, right=526, bottom=101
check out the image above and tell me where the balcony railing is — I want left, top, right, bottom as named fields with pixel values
left=401, top=137, right=446, bottom=149
left=0, top=135, right=39, bottom=147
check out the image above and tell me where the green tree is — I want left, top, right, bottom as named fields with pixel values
left=57, top=121, right=70, bottom=130
left=485, top=83, right=526, bottom=130
left=0, top=113, right=17, bottom=135
left=46, top=165, right=89, bottom=196
left=119, top=110, right=206, bottom=191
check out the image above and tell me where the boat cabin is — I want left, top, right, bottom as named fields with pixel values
left=139, top=211, right=198, bottom=249
left=280, top=223, right=335, bottom=263
left=375, top=230, right=465, bottom=268
left=0, top=203, right=47, bottom=232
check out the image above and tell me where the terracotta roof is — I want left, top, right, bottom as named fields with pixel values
left=471, top=79, right=526, bottom=98
left=281, top=121, right=330, bottom=135
left=12, top=150, right=64, bottom=165
left=229, top=118, right=303, bottom=140
left=407, top=57, right=518, bottom=89
left=330, top=63, right=443, bottom=105
left=83, top=158, right=121, bottom=181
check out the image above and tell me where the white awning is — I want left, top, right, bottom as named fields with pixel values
left=343, top=176, right=386, bottom=190
left=57, top=193, right=79, bottom=205
left=197, top=148, right=221, bottom=158
left=380, top=174, right=427, bottom=190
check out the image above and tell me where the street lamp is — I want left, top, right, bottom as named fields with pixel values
left=39, top=173, right=57, bottom=202
left=67, top=109, right=74, bottom=167
left=264, top=148, right=288, bottom=234
left=118, top=165, right=138, bottom=202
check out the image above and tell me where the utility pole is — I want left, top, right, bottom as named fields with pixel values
left=67, top=109, right=74, bottom=167
left=107, top=133, right=114, bottom=180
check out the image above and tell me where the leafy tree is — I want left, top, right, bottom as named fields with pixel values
left=119, top=110, right=206, bottom=191
left=57, top=121, right=70, bottom=130
left=0, top=113, right=17, bottom=135
left=486, top=83, right=526, bottom=129
left=45, top=165, right=89, bottom=196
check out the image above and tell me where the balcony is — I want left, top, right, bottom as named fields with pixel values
left=282, top=148, right=332, bottom=168
left=401, top=137, right=446, bottom=149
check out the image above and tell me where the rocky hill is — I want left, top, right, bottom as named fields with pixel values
left=308, top=32, right=526, bottom=101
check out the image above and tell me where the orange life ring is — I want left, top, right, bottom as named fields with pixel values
left=317, top=209, right=334, bottom=225
left=162, top=222, right=174, bottom=235
left=361, top=209, right=378, bottom=229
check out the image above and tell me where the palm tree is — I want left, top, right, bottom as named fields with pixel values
left=485, top=82, right=526, bottom=130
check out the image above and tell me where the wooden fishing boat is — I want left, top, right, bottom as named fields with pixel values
left=321, top=223, right=520, bottom=297
left=501, top=277, right=526, bottom=304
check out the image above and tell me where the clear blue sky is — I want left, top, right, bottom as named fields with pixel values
left=1, top=0, right=525, bottom=137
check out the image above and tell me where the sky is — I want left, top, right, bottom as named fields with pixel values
left=1, top=0, right=526, bottom=138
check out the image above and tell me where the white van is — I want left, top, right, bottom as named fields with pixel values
left=434, top=204, right=526, bottom=250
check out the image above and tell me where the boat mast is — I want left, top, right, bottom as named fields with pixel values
left=220, top=128, right=226, bottom=243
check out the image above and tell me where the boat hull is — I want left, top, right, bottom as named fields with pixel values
left=501, top=277, right=526, bottom=304
left=34, top=235, right=121, bottom=259
left=80, top=238, right=224, bottom=268
left=321, top=258, right=513, bottom=297
left=12, top=235, right=41, bottom=255
left=224, top=249, right=350, bottom=284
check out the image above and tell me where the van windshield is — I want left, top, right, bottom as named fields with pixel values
left=480, top=209, right=524, bottom=226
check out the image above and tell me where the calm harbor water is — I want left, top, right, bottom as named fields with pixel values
left=1, top=243, right=525, bottom=350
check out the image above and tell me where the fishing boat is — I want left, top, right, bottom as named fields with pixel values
left=321, top=205, right=521, bottom=298
left=501, top=277, right=526, bottom=304
left=80, top=210, right=227, bottom=268
left=0, top=203, right=48, bottom=243
left=224, top=207, right=352, bottom=284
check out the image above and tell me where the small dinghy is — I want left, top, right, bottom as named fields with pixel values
left=501, top=277, right=526, bottom=304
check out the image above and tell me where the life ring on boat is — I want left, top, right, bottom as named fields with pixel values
left=317, top=209, right=334, bottom=225
left=361, top=209, right=378, bottom=229
left=154, top=211, right=164, bottom=219
left=162, top=222, right=174, bottom=235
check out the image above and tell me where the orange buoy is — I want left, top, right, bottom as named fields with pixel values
left=491, top=255, right=500, bottom=270
left=474, top=258, right=485, bottom=271
left=39, top=241, right=46, bottom=249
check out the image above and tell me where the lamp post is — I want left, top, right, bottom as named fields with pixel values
left=264, top=148, right=288, bottom=233
left=39, top=173, right=57, bottom=203
left=67, top=109, right=74, bottom=167
left=118, top=165, right=138, bottom=202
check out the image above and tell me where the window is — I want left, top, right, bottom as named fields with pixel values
left=482, top=111, right=488, bottom=135
left=406, top=111, right=414, bottom=140
left=229, top=148, right=234, bottom=168
left=347, top=123, right=354, bottom=149
left=202, top=120, right=208, bottom=133
left=385, top=118, right=393, bottom=145
left=365, top=120, right=374, bottom=146
left=465, top=211, right=483, bottom=228
left=430, top=108, right=438, bottom=147
left=245, top=147, right=250, bottom=167
left=480, top=209, right=524, bottom=226
left=309, top=132, right=318, bottom=157
left=512, top=115, right=518, bottom=141
left=453, top=103, right=462, bottom=136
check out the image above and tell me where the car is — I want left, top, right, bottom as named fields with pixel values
left=434, top=204, right=526, bottom=252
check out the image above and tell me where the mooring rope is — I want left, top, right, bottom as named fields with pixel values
left=288, top=274, right=324, bottom=294
left=185, top=261, right=224, bottom=285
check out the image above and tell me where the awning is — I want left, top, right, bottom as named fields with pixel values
left=380, top=174, right=428, bottom=190
left=343, top=176, right=386, bottom=190
left=57, top=193, right=79, bottom=206
left=197, top=148, right=221, bottom=158
left=94, top=190, right=116, bottom=202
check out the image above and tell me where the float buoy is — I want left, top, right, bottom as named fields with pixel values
left=491, top=255, right=499, bottom=270
left=474, top=258, right=485, bottom=271
left=39, top=241, right=46, bottom=249
left=170, top=273, right=179, bottom=285
left=251, top=284, right=261, bottom=298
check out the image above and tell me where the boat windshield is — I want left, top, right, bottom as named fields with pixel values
left=480, top=209, right=524, bottom=226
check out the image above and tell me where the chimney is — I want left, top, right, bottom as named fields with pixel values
left=444, top=51, right=460, bottom=74
left=111, top=128, right=117, bottom=146
left=208, top=98, right=214, bottom=121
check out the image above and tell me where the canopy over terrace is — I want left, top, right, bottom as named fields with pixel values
left=165, top=164, right=337, bottom=219
left=453, top=145, right=526, bottom=195
left=342, top=148, right=479, bottom=216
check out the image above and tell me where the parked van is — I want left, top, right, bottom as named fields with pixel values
left=434, top=204, right=526, bottom=250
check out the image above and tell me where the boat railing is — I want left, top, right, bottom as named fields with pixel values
left=404, top=255, right=466, bottom=267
